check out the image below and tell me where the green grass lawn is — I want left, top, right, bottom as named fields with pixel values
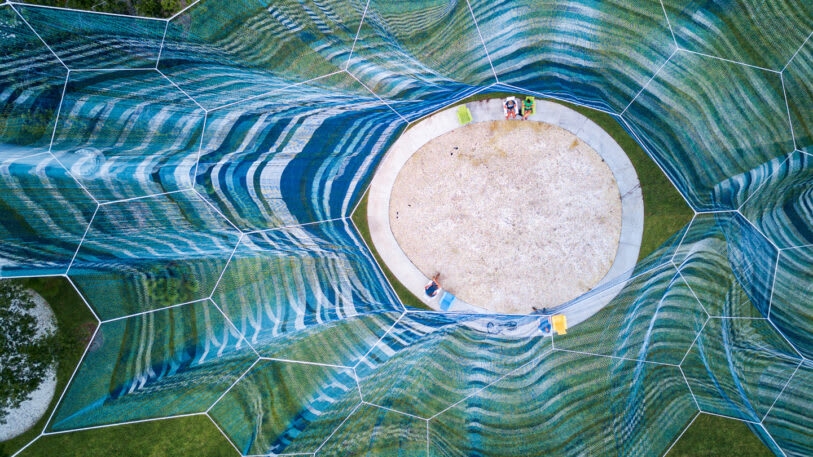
left=667, top=413, right=774, bottom=456
left=15, top=415, right=237, bottom=457
left=351, top=196, right=430, bottom=311
left=1, top=277, right=97, bottom=457
left=558, top=101, right=694, bottom=260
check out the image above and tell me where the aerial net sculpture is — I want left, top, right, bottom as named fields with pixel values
left=0, top=0, right=811, bottom=455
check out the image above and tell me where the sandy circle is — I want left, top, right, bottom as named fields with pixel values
left=389, top=120, right=622, bottom=314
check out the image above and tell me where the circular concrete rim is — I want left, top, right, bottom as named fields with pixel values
left=367, top=99, right=644, bottom=327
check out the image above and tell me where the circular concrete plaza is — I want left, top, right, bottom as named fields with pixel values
left=368, top=99, right=643, bottom=320
left=391, top=119, right=621, bottom=314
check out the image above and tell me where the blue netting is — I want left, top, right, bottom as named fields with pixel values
left=68, top=190, right=240, bottom=319
left=50, top=299, right=256, bottom=431
left=0, top=6, right=66, bottom=149
left=50, top=70, right=205, bottom=202
left=15, top=5, right=166, bottom=70
left=1, top=1, right=811, bottom=456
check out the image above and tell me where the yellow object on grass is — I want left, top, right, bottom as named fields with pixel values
left=523, top=96, right=535, bottom=116
left=457, top=104, right=472, bottom=125
left=551, top=314, right=567, bottom=335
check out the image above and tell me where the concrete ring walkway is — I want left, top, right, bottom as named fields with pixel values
left=367, top=98, right=643, bottom=327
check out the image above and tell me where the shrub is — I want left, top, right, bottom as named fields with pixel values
left=0, top=281, right=57, bottom=425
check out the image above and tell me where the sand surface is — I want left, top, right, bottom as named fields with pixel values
left=390, top=120, right=622, bottom=314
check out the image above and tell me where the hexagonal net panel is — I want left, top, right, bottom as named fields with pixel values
left=0, top=1, right=811, bottom=456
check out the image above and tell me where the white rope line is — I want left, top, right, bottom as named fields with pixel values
left=352, top=366, right=363, bottom=403
left=69, top=68, right=155, bottom=72
left=679, top=48, right=780, bottom=74
left=697, top=408, right=761, bottom=425
left=96, top=188, right=186, bottom=206
left=764, top=317, right=807, bottom=362
left=207, top=231, right=243, bottom=300
left=43, top=71, right=103, bottom=206
left=767, top=252, right=780, bottom=318
left=0, top=272, right=64, bottom=280
left=45, top=151, right=101, bottom=206
left=402, top=84, right=492, bottom=127
left=66, top=203, right=99, bottom=272
left=155, top=19, right=170, bottom=70
left=155, top=68, right=207, bottom=112
left=258, top=356, right=355, bottom=371
left=552, top=347, right=680, bottom=368
left=692, top=209, right=736, bottom=215
left=99, top=298, right=208, bottom=324
left=9, top=434, right=40, bottom=457
left=756, top=421, right=789, bottom=457
left=192, top=110, right=208, bottom=183
left=41, top=412, right=205, bottom=436
left=736, top=152, right=793, bottom=213
left=781, top=30, right=812, bottom=73
left=734, top=208, right=781, bottom=252
left=353, top=311, right=407, bottom=370
left=677, top=315, right=709, bottom=367
left=780, top=72, right=798, bottom=152
left=669, top=213, right=697, bottom=267
left=361, top=401, right=428, bottom=421
left=65, top=274, right=102, bottom=322
left=343, top=70, right=410, bottom=124
left=781, top=242, right=813, bottom=251
left=347, top=173, right=370, bottom=220
left=243, top=217, right=348, bottom=236
left=661, top=411, right=699, bottom=456
left=207, top=293, right=263, bottom=359
left=166, top=0, right=200, bottom=22
left=345, top=0, right=370, bottom=71
left=312, top=401, right=364, bottom=454
left=465, top=0, right=498, bottom=84
left=9, top=4, right=69, bottom=70
left=617, top=115, right=697, bottom=212
left=658, top=0, right=678, bottom=49
left=621, top=47, right=678, bottom=116
left=426, top=348, right=544, bottom=421
left=40, top=323, right=101, bottom=431
left=761, top=359, right=803, bottom=423
left=348, top=214, right=408, bottom=312
left=205, top=358, right=261, bottom=414
left=191, top=187, right=243, bottom=233
left=498, top=81, right=618, bottom=116
left=8, top=1, right=167, bottom=21
left=48, top=71, right=70, bottom=152
left=676, top=271, right=710, bottom=318
left=203, top=412, right=243, bottom=456
left=207, top=70, right=346, bottom=113
left=426, top=419, right=430, bottom=456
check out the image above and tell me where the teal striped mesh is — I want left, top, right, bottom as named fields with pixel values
left=0, top=1, right=811, bottom=455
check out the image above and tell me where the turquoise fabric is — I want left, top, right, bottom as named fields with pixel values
left=0, top=1, right=811, bottom=455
